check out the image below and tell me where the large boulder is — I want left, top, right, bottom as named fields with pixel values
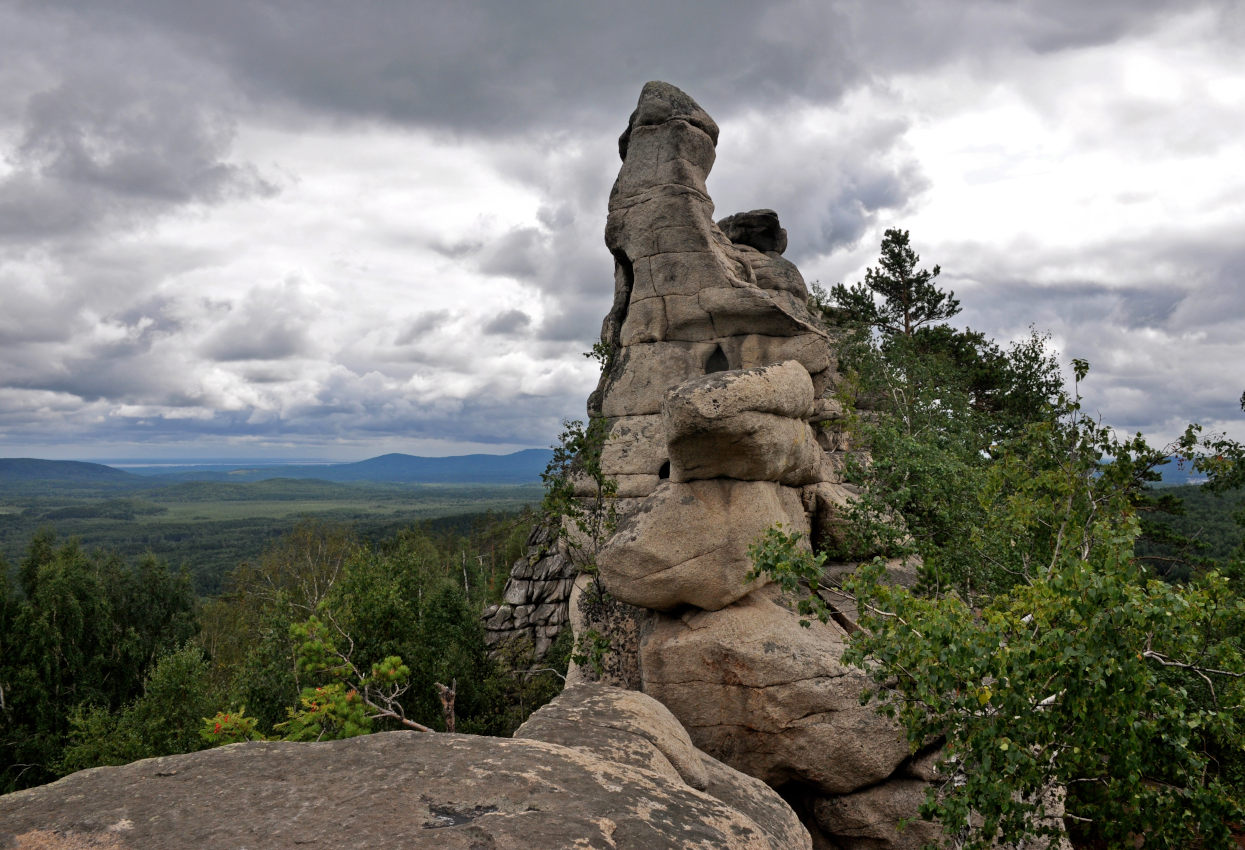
left=516, top=683, right=711, bottom=789
left=515, top=684, right=809, bottom=850
left=639, top=583, right=912, bottom=795
left=664, top=361, right=822, bottom=485
left=0, top=728, right=807, bottom=850
left=596, top=479, right=808, bottom=611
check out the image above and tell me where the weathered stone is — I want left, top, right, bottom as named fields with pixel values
left=717, top=209, right=788, bottom=254
left=640, top=584, right=911, bottom=795
left=812, top=780, right=943, bottom=850
left=565, top=572, right=649, bottom=690
left=664, top=360, right=815, bottom=424
left=670, top=410, right=821, bottom=485
left=484, top=604, right=512, bottom=630
left=592, top=81, right=833, bottom=427
left=598, top=413, right=667, bottom=479
left=501, top=580, right=527, bottom=606
left=0, top=730, right=801, bottom=850
left=514, top=685, right=811, bottom=849
left=597, top=479, right=807, bottom=612
left=661, top=362, right=822, bottom=485
left=516, top=683, right=710, bottom=789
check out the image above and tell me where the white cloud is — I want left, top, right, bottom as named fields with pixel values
left=0, top=0, right=1240, bottom=459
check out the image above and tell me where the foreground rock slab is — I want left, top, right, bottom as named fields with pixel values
left=516, top=684, right=811, bottom=850
left=0, top=728, right=808, bottom=850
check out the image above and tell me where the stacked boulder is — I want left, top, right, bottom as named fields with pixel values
left=573, top=81, right=944, bottom=849
left=482, top=521, right=576, bottom=658
left=486, top=81, right=1068, bottom=848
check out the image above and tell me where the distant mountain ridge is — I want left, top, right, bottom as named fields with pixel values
left=0, top=449, right=554, bottom=486
left=0, top=458, right=140, bottom=483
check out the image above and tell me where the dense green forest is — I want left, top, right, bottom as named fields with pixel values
left=0, top=509, right=566, bottom=792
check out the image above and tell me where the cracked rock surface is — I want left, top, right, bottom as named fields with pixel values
left=0, top=699, right=810, bottom=850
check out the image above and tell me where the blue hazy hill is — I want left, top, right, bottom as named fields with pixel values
left=1, top=449, right=554, bottom=486
left=131, top=449, right=554, bottom=485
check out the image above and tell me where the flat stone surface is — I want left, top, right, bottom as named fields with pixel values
left=0, top=729, right=802, bottom=850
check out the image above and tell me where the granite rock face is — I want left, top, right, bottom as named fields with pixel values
left=639, top=584, right=911, bottom=795
left=480, top=81, right=1070, bottom=848
left=0, top=686, right=810, bottom=850
left=597, top=479, right=808, bottom=612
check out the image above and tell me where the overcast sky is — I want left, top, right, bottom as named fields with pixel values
left=1, top=0, right=1241, bottom=462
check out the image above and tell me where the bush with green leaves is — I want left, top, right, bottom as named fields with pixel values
left=786, top=231, right=1245, bottom=845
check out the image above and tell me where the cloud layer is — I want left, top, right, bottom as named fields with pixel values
left=1, top=0, right=1241, bottom=459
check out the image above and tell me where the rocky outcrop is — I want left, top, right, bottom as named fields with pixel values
left=0, top=686, right=810, bottom=850
left=639, top=584, right=911, bottom=795
left=588, top=80, right=833, bottom=497
left=570, top=81, right=1072, bottom=850
left=482, top=520, right=576, bottom=658
left=476, top=80, right=1071, bottom=848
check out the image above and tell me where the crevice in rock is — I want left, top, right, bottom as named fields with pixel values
left=705, top=344, right=729, bottom=374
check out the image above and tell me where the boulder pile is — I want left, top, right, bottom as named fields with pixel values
left=551, top=80, right=942, bottom=849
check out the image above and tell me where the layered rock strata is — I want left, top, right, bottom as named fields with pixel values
left=482, top=520, right=576, bottom=657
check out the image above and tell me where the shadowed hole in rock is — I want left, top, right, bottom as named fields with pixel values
left=705, top=345, right=728, bottom=373
left=658, top=460, right=670, bottom=479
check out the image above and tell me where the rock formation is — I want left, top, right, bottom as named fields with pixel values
left=482, top=520, right=576, bottom=657
left=564, top=81, right=1067, bottom=849
left=556, top=80, right=926, bottom=848
left=0, top=686, right=810, bottom=850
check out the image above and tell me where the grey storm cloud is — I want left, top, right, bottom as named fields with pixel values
left=396, top=310, right=454, bottom=345
left=18, top=0, right=1211, bottom=137
left=477, top=228, right=548, bottom=280
left=199, top=284, right=317, bottom=362
left=482, top=309, right=532, bottom=336
left=1, top=0, right=1241, bottom=457
left=0, top=63, right=273, bottom=245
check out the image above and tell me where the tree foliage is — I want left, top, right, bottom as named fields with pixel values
left=842, top=375, right=1245, bottom=847
left=0, top=535, right=198, bottom=790
left=827, top=228, right=959, bottom=337
left=780, top=232, right=1245, bottom=846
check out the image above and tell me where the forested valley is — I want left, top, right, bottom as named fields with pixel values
left=0, top=509, right=568, bottom=793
